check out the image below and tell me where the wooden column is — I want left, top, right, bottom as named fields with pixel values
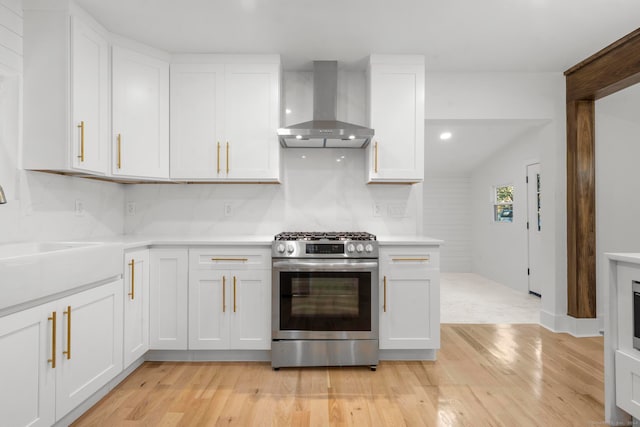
left=565, top=28, right=640, bottom=319
left=566, top=100, right=595, bottom=317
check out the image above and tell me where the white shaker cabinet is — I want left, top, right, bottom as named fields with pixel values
left=188, top=248, right=271, bottom=350
left=367, top=55, right=425, bottom=183
left=0, top=280, right=123, bottom=424
left=170, top=57, right=281, bottom=182
left=149, top=248, right=188, bottom=350
left=378, top=246, right=440, bottom=350
left=0, top=302, right=56, bottom=427
left=23, top=3, right=109, bottom=175
left=123, top=249, right=150, bottom=368
left=112, top=46, right=170, bottom=179
left=55, top=281, right=124, bottom=417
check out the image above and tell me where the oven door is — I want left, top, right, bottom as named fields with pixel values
left=272, top=259, right=378, bottom=340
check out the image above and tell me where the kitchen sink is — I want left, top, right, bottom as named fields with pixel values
left=0, top=240, right=123, bottom=313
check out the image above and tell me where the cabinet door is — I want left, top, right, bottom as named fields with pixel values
left=55, top=280, right=123, bottom=418
left=368, top=63, right=424, bottom=183
left=0, top=303, right=56, bottom=427
left=170, top=63, right=225, bottom=179
left=71, top=17, right=109, bottom=174
left=188, top=269, right=229, bottom=349
left=379, top=247, right=439, bottom=350
left=112, top=46, right=169, bottom=178
left=149, top=249, right=188, bottom=350
left=123, top=249, right=150, bottom=368
left=224, top=63, right=280, bottom=181
left=229, top=269, right=271, bottom=350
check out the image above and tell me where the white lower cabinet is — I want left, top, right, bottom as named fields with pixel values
left=149, top=248, right=189, bottom=350
left=0, top=301, right=56, bottom=427
left=0, top=280, right=123, bottom=425
left=378, top=246, right=440, bottom=350
left=123, top=249, right=150, bottom=368
left=188, top=248, right=271, bottom=350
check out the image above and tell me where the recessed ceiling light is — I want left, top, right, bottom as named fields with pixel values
left=295, top=135, right=302, bottom=139
left=285, top=108, right=292, bottom=114
left=348, top=135, right=355, bottom=140
left=439, top=131, right=452, bottom=141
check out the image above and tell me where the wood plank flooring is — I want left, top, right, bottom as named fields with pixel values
left=72, top=324, right=605, bottom=426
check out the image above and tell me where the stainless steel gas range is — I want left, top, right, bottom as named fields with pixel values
left=271, top=232, right=379, bottom=370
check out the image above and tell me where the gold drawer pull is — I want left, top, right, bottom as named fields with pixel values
left=226, top=141, right=230, bottom=174
left=383, top=276, right=387, bottom=313
left=128, top=259, right=135, bottom=300
left=217, top=141, right=221, bottom=174
left=117, top=134, right=122, bottom=169
left=211, top=258, right=249, bottom=262
left=233, top=276, right=237, bottom=313
left=374, top=141, right=378, bottom=173
left=77, top=121, right=85, bottom=161
left=222, top=276, right=226, bottom=313
left=48, top=311, right=56, bottom=368
left=63, top=306, right=71, bottom=360
left=392, top=257, right=430, bottom=262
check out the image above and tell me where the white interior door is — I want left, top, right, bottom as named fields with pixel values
left=527, top=163, right=542, bottom=296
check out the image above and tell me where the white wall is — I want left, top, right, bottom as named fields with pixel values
left=423, top=175, right=471, bottom=272
left=0, top=0, right=124, bottom=245
left=470, top=126, right=542, bottom=292
left=124, top=70, right=422, bottom=237
left=595, top=84, right=640, bottom=318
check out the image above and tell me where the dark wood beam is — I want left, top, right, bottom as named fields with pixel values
left=565, top=27, right=640, bottom=319
left=566, top=100, right=596, bottom=318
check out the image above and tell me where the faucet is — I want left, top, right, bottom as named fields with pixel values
left=0, top=185, right=6, bottom=204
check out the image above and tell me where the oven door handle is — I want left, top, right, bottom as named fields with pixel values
left=272, top=260, right=378, bottom=271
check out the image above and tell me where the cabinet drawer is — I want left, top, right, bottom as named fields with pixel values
left=189, top=247, right=271, bottom=270
left=615, top=350, right=640, bottom=418
left=380, top=247, right=440, bottom=270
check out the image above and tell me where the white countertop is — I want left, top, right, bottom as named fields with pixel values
left=606, top=253, right=640, bottom=264
left=57, top=234, right=444, bottom=250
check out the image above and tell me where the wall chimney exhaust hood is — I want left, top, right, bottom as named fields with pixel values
left=277, top=61, right=374, bottom=148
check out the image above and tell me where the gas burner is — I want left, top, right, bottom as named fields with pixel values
left=275, top=231, right=377, bottom=241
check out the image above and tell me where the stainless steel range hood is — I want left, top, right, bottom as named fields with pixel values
left=277, top=61, right=374, bottom=148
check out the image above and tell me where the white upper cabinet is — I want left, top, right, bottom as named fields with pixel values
left=367, top=55, right=425, bottom=183
left=170, top=56, right=281, bottom=182
left=23, top=2, right=109, bottom=175
left=112, top=45, right=170, bottom=179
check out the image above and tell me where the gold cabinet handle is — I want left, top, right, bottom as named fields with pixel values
left=233, top=276, right=237, bottom=313
left=48, top=311, right=57, bottom=369
left=211, top=258, right=249, bottom=262
left=128, top=259, right=135, bottom=300
left=374, top=141, right=378, bottom=173
left=77, top=121, right=85, bottom=162
left=217, top=141, right=221, bottom=174
left=226, top=141, right=230, bottom=174
left=117, top=134, right=122, bottom=169
left=222, top=276, right=226, bottom=313
left=391, top=257, right=430, bottom=262
left=63, top=306, right=71, bottom=360
left=383, top=276, right=387, bottom=313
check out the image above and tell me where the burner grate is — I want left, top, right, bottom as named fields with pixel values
left=275, top=231, right=376, bottom=241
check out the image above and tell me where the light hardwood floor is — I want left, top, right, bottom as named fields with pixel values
left=73, top=325, right=605, bottom=426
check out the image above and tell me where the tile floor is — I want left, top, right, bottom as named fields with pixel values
left=440, top=272, right=541, bottom=323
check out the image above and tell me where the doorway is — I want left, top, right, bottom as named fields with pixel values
left=527, top=162, right=542, bottom=297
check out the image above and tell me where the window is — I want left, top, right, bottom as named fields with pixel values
left=494, top=185, right=514, bottom=223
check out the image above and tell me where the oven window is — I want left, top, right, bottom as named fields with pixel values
left=280, top=272, right=372, bottom=331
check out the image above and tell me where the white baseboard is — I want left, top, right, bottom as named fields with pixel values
left=379, top=349, right=436, bottom=361
left=540, top=310, right=603, bottom=337
left=146, top=349, right=271, bottom=362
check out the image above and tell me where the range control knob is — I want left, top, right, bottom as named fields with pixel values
left=365, top=244, right=374, bottom=253
left=356, top=243, right=364, bottom=253
left=347, top=243, right=355, bottom=253
left=276, top=243, right=286, bottom=253
left=286, top=244, right=295, bottom=254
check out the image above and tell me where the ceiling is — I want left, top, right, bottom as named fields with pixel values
left=74, top=0, right=640, bottom=72
left=73, top=0, right=640, bottom=174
